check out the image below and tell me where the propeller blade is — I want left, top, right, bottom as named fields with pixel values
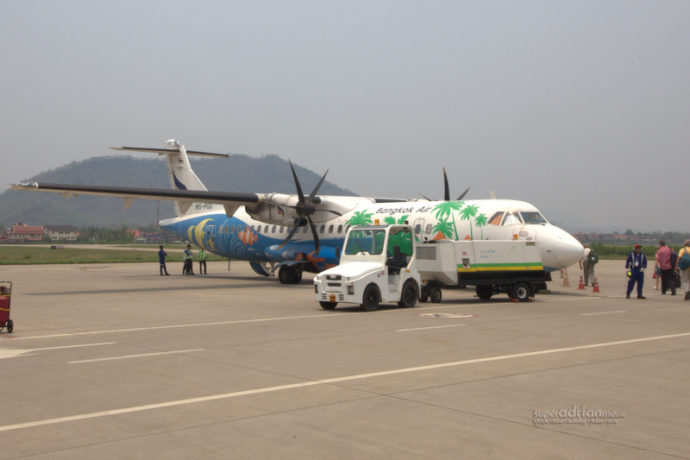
left=288, top=160, right=305, bottom=203
left=443, top=168, right=450, bottom=201
left=456, top=186, right=471, bottom=201
left=308, top=169, right=329, bottom=202
left=307, top=216, right=320, bottom=255
left=277, top=223, right=301, bottom=249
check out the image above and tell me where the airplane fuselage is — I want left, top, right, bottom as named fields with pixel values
left=161, top=198, right=584, bottom=274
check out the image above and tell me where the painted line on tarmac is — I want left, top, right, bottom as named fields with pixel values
left=69, top=348, right=204, bottom=364
left=397, top=324, right=467, bottom=332
left=4, top=314, right=347, bottom=341
left=2, top=331, right=690, bottom=433
left=580, top=310, right=628, bottom=316
left=0, top=342, right=116, bottom=360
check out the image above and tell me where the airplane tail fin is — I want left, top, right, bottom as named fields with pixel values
left=111, top=139, right=229, bottom=216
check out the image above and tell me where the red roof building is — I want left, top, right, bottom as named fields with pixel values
left=7, top=223, right=45, bottom=242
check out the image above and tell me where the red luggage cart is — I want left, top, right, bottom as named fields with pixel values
left=0, top=281, right=13, bottom=333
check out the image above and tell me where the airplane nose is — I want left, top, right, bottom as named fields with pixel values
left=555, top=229, right=585, bottom=268
left=539, top=226, right=584, bottom=271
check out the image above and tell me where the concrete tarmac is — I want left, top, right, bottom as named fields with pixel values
left=0, top=260, right=688, bottom=459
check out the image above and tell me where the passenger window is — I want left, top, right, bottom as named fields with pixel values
left=337, top=225, right=343, bottom=234
left=414, top=224, right=421, bottom=234
left=320, top=224, right=325, bottom=234
left=425, top=224, right=433, bottom=234
left=328, top=225, right=334, bottom=234
left=271, top=225, right=276, bottom=233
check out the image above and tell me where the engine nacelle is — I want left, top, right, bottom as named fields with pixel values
left=245, top=193, right=359, bottom=226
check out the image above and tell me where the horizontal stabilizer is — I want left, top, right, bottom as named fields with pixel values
left=110, top=146, right=229, bottom=158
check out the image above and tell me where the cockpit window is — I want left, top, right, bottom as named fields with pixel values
left=520, top=212, right=548, bottom=224
left=502, top=212, right=522, bottom=225
left=488, top=212, right=504, bottom=226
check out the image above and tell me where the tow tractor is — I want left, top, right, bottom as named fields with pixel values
left=314, top=224, right=548, bottom=311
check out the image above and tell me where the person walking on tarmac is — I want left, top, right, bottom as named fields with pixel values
left=579, top=243, right=597, bottom=287
left=655, top=240, right=676, bottom=296
left=199, top=248, right=207, bottom=275
left=625, top=244, right=647, bottom=299
left=678, top=239, right=690, bottom=301
left=183, top=244, right=194, bottom=275
left=158, top=245, right=170, bottom=276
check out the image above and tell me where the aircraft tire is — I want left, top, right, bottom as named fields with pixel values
left=398, top=280, right=418, bottom=308
left=278, top=266, right=302, bottom=284
left=319, top=301, right=338, bottom=310
left=361, top=284, right=380, bottom=311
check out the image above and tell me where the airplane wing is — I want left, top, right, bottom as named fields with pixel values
left=11, top=182, right=260, bottom=216
left=11, top=181, right=406, bottom=216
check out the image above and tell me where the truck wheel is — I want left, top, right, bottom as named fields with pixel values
left=476, top=285, right=493, bottom=300
left=398, top=280, right=418, bottom=308
left=7, top=319, right=13, bottom=333
left=429, top=286, right=442, bottom=303
left=361, top=284, right=380, bottom=311
left=319, top=301, right=338, bottom=310
left=511, top=282, right=532, bottom=302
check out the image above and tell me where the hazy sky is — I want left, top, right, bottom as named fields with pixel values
left=2, top=1, right=688, bottom=232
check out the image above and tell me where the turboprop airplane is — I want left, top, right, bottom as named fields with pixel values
left=12, top=139, right=584, bottom=284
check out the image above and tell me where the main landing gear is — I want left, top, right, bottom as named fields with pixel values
left=278, top=266, right=303, bottom=284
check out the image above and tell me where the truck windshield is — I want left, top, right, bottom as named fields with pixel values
left=345, top=229, right=386, bottom=255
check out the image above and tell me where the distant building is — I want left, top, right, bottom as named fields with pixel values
left=7, top=223, right=45, bottom=242
left=44, top=225, right=79, bottom=241
left=141, top=232, right=162, bottom=242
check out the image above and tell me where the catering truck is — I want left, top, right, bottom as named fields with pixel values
left=314, top=224, right=548, bottom=311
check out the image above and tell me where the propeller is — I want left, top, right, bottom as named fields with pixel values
left=278, top=161, right=341, bottom=254
left=422, top=168, right=471, bottom=202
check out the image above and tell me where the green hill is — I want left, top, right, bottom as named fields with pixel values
left=0, top=154, right=355, bottom=228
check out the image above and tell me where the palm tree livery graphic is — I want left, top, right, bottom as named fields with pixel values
left=346, top=210, right=373, bottom=226
left=459, top=204, right=479, bottom=240
left=432, top=201, right=463, bottom=239
left=345, top=203, right=488, bottom=241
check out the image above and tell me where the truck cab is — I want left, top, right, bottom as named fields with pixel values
left=314, top=225, right=421, bottom=311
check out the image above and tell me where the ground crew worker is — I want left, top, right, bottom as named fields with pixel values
left=183, top=244, right=194, bottom=275
left=625, top=244, right=647, bottom=299
left=158, top=245, right=170, bottom=276
left=199, top=248, right=207, bottom=274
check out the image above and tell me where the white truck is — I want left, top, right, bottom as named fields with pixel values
left=314, top=224, right=548, bottom=311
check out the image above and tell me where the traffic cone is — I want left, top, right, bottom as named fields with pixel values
left=562, top=269, right=570, bottom=287
left=578, top=275, right=585, bottom=290
left=592, top=277, right=600, bottom=293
